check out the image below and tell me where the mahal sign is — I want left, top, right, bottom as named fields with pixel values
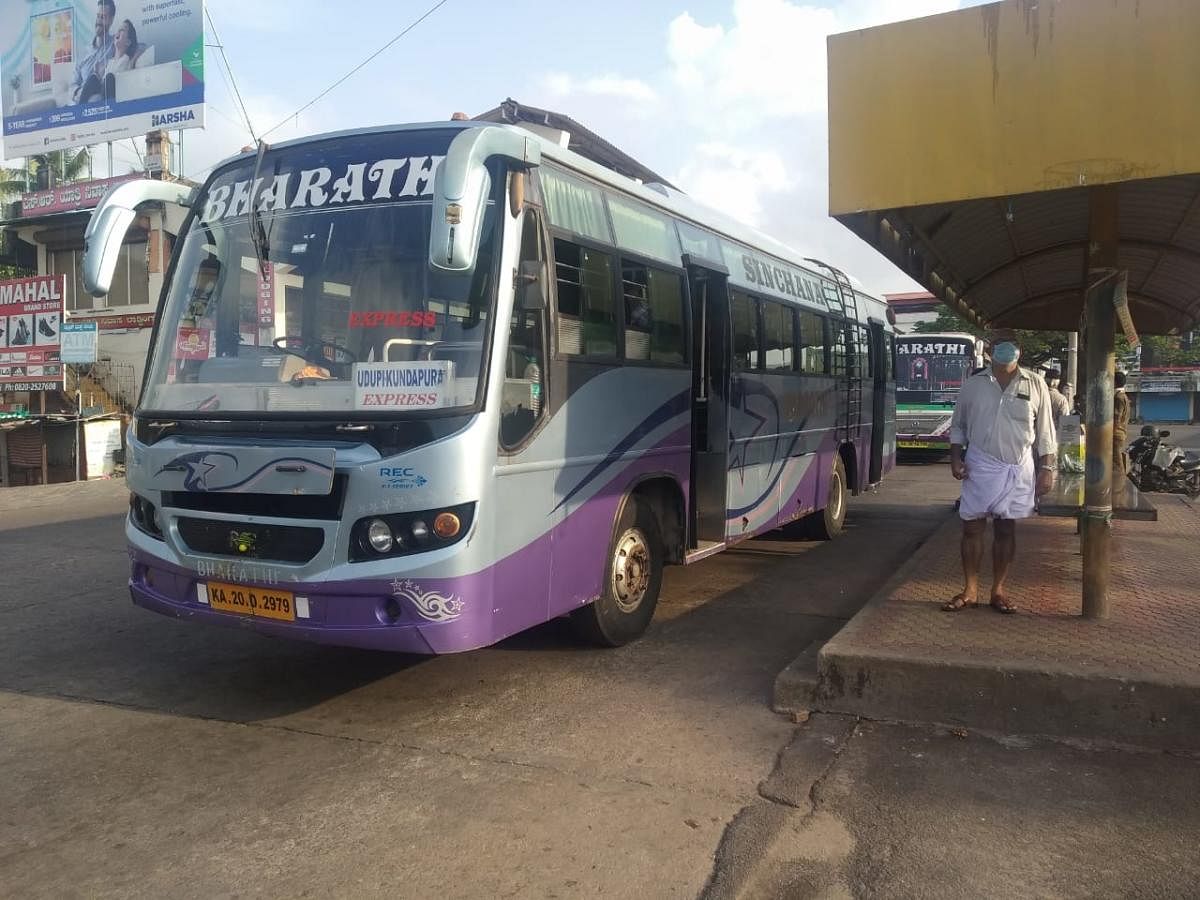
left=0, top=274, right=65, bottom=390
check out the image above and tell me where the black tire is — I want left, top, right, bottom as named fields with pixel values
left=570, top=496, right=663, bottom=647
left=804, top=456, right=848, bottom=540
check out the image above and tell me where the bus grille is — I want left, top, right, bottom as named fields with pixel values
left=176, top=518, right=326, bottom=564
left=162, top=475, right=347, bottom=520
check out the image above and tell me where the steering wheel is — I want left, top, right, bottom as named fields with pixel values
left=271, top=336, right=357, bottom=375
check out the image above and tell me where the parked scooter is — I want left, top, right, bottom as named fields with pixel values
left=1127, top=425, right=1200, bottom=496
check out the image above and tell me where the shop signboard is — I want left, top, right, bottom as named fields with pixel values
left=1, top=0, right=205, bottom=157
left=60, top=319, right=97, bottom=363
left=19, top=174, right=139, bottom=218
left=0, top=274, right=65, bottom=391
left=1139, top=376, right=1184, bottom=393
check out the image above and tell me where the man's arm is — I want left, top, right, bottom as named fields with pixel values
left=1034, top=379, right=1058, bottom=495
left=949, top=380, right=972, bottom=480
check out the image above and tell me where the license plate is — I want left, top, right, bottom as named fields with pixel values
left=900, top=441, right=943, bottom=449
left=206, top=582, right=296, bottom=622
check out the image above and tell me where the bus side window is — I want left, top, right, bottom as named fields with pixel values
left=501, top=210, right=549, bottom=449
left=762, top=301, right=795, bottom=371
left=830, top=318, right=847, bottom=376
left=730, top=291, right=760, bottom=371
left=621, top=260, right=685, bottom=365
left=798, top=310, right=826, bottom=374
left=554, top=238, right=616, bottom=358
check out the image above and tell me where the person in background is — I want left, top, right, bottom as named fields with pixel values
left=1113, top=370, right=1130, bottom=479
left=1045, top=368, right=1071, bottom=428
left=944, top=329, right=1057, bottom=615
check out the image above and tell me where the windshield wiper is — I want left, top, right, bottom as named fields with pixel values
left=248, top=139, right=271, bottom=277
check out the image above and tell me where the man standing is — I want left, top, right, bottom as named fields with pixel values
left=1045, top=368, right=1071, bottom=428
left=70, top=0, right=116, bottom=104
left=943, top=330, right=1057, bottom=614
left=1113, top=371, right=1130, bottom=478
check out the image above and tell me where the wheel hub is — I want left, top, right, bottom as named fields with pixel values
left=612, top=529, right=651, bottom=613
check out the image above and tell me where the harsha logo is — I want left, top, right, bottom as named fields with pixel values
left=152, top=109, right=197, bottom=128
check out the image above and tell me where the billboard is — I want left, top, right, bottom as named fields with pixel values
left=1, top=0, right=204, bottom=157
left=0, top=274, right=65, bottom=391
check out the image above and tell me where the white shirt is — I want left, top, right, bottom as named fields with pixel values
left=950, top=366, right=1057, bottom=465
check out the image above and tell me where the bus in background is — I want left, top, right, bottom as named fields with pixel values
left=82, top=120, right=895, bottom=654
left=895, top=333, right=982, bottom=452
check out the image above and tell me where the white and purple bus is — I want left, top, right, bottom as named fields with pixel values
left=82, top=121, right=896, bottom=652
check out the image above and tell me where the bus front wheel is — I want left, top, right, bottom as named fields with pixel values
left=571, top=497, right=663, bottom=647
left=805, top=456, right=847, bottom=540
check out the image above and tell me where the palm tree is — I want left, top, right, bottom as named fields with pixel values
left=2, top=147, right=92, bottom=193
left=1, top=148, right=90, bottom=276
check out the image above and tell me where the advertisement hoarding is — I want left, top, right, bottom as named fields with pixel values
left=1, top=0, right=204, bottom=157
left=0, top=274, right=65, bottom=391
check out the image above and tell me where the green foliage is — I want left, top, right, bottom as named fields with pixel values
left=1, top=148, right=92, bottom=199
left=910, top=306, right=1069, bottom=366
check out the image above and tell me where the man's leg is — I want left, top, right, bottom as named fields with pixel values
left=991, top=518, right=1017, bottom=612
left=959, top=518, right=987, bottom=603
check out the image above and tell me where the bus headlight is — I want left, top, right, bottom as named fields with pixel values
left=350, top=503, right=475, bottom=562
left=366, top=519, right=394, bottom=554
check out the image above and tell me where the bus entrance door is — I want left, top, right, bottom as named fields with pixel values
left=686, top=259, right=730, bottom=549
left=868, top=320, right=888, bottom=484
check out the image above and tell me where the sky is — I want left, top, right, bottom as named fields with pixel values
left=6, top=0, right=992, bottom=296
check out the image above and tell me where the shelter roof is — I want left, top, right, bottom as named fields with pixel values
left=827, top=0, right=1200, bottom=335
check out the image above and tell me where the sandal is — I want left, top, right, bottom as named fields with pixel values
left=990, top=595, right=1017, bottom=615
left=941, top=592, right=978, bottom=612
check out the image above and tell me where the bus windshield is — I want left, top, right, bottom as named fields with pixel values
left=895, top=336, right=976, bottom=404
left=142, top=133, right=498, bottom=416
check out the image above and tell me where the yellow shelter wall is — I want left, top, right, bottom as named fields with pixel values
left=828, top=0, right=1200, bottom=215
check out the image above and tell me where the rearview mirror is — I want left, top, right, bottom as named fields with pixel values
left=430, top=126, right=541, bottom=274
left=1160, top=430, right=1171, bottom=438
left=84, top=179, right=194, bottom=296
left=518, top=260, right=546, bottom=310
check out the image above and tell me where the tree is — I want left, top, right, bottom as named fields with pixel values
left=2, top=148, right=91, bottom=193
left=1, top=149, right=92, bottom=279
left=911, top=306, right=1069, bottom=366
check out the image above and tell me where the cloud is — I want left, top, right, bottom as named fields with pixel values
left=675, top=143, right=796, bottom=226
left=542, top=72, right=658, bottom=106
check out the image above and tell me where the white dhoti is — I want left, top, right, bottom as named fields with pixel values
left=959, top=448, right=1036, bottom=520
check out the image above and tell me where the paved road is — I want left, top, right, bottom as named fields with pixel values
left=0, top=468, right=956, bottom=898
left=1145, top=421, right=1200, bottom=452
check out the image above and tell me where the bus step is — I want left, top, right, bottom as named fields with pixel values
left=685, top=540, right=727, bottom=565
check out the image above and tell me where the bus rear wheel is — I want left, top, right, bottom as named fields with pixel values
left=805, top=456, right=847, bottom=540
left=570, top=497, right=663, bottom=647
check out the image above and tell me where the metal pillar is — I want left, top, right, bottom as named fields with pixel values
left=1065, top=332, right=1079, bottom=406
left=1081, top=185, right=1118, bottom=619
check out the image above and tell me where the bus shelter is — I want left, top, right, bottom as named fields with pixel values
left=827, top=0, right=1200, bottom=618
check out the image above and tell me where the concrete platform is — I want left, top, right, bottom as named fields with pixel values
left=776, top=492, right=1200, bottom=749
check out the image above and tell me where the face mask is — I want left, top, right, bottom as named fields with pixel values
left=992, top=342, right=1020, bottom=365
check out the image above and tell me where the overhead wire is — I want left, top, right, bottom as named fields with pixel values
left=203, top=6, right=259, bottom=144
left=259, top=0, right=452, bottom=139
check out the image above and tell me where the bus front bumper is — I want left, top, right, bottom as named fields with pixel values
left=129, top=551, right=490, bottom=654
left=897, top=433, right=952, bottom=451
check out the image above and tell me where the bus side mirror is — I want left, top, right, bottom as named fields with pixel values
left=430, top=127, right=541, bottom=274
left=83, top=179, right=194, bottom=296
left=518, top=260, right=546, bottom=310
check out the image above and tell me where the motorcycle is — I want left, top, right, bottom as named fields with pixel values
left=1127, top=425, right=1200, bottom=496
